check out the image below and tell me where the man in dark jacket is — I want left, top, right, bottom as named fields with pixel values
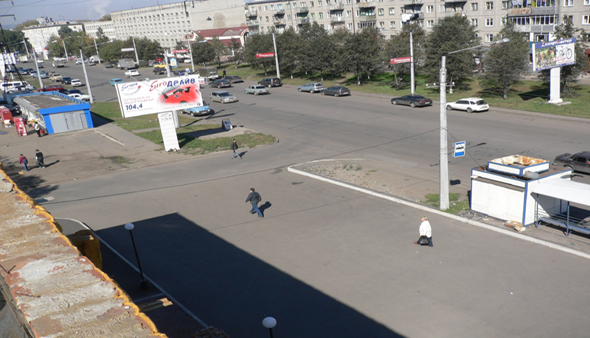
left=35, top=149, right=46, bottom=168
left=245, top=188, right=263, bottom=217
left=231, top=139, right=241, bottom=159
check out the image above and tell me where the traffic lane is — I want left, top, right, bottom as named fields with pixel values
left=45, top=159, right=590, bottom=337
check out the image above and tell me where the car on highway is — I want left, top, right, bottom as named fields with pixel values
left=36, top=60, right=44, bottom=68
left=258, top=77, right=282, bottom=88
left=153, top=68, right=166, bottom=75
left=105, top=63, right=114, bottom=68
left=68, top=93, right=92, bottom=102
left=446, top=97, right=489, bottom=113
left=61, top=77, right=72, bottom=85
left=554, top=152, right=590, bottom=174
left=125, top=70, right=139, bottom=77
left=37, top=84, right=64, bottom=92
left=182, top=101, right=212, bottom=116
left=298, top=82, right=325, bottom=93
left=68, top=89, right=83, bottom=95
left=75, top=59, right=83, bottom=65
left=225, top=75, right=243, bottom=84
left=38, top=71, right=49, bottom=79
left=321, top=86, right=351, bottom=97
left=49, top=73, right=63, bottom=82
left=160, top=84, right=201, bottom=107
left=210, top=78, right=231, bottom=88
left=391, top=95, right=433, bottom=108
left=173, top=69, right=192, bottom=76
left=210, top=91, right=238, bottom=104
left=29, top=71, right=37, bottom=77
left=71, top=79, right=83, bottom=87
left=110, top=78, right=124, bottom=86
left=244, top=85, right=269, bottom=95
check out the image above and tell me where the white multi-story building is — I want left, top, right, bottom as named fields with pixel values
left=84, top=21, right=116, bottom=40
left=111, top=0, right=246, bottom=49
left=22, top=17, right=84, bottom=54
left=245, top=0, right=589, bottom=43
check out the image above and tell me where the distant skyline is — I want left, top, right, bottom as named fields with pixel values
left=0, top=0, right=199, bottom=29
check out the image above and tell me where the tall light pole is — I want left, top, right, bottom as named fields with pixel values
left=31, top=46, right=43, bottom=89
left=272, top=33, right=280, bottom=79
left=93, top=37, right=101, bottom=64
left=80, top=49, right=94, bottom=103
left=438, top=38, right=509, bottom=210
left=187, top=32, right=195, bottom=72
left=62, top=39, right=68, bottom=60
left=132, top=36, right=139, bottom=65
left=124, top=223, right=148, bottom=290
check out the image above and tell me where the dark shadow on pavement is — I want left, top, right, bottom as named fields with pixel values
left=96, top=213, right=405, bottom=338
left=91, top=114, right=113, bottom=127
left=2, top=160, right=59, bottom=196
left=259, top=201, right=271, bottom=214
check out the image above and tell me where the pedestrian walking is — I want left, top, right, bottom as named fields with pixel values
left=35, top=149, right=46, bottom=168
left=19, top=154, right=29, bottom=172
left=414, top=216, right=433, bottom=247
left=223, top=69, right=227, bottom=78
left=34, top=122, right=42, bottom=137
left=245, top=188, right=263, bottom=217
left=231, top=139, right=242, bottom=159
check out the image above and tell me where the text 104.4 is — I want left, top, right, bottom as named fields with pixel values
left=125, top=103, right=144, bottom=110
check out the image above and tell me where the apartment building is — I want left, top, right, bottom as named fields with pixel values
left=22, top=17, right=84, bottom=54
left=84, top=21, right=117, bottom=40
left=245, top=0, right=589, bottom=42
left=111, top=0, right=246, bottom=49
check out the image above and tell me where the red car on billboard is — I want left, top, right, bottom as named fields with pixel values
left=160, top=83, right=202, bottom=107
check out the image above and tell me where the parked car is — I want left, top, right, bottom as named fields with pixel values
left=322, top=86, right=351, bottom=97
left=210, top=78, right=232, bottom=88
left=75, top=59, right=83, bottom=65
left=61, top=77, right=72, bottom=85
left=68, top=93, right=92, bottom=102
left=125, top=70, right=139, bottom=77
left=37, top=84, right=64, bottom=92
left=244, top=85, right=269, bottom=95
left=71, top=79, right=83, bottom=87
left=554, top=152, right=590, bottom=174
left=160, top=84, right=201, bottom=107
left=29, top=71, right=37, bottom=77
left=173, top=69, right=192, bottom=76
left=49, top=73, right=63, bottom=82
left=225, top=75, right=243, bottom=83
left=258, top=77, right=282, bottom=88
left=38, top=71, right=49, bottom=79
left=68, top=89, right=83, bottom=95
left=298, top=82, right=325, bottom=93
left=182, top=101, right=212, bottom=116
left=446, top=97, right=489, bottom=113
left=153, top=67, right=166, bottom=75
left=210, top=91, right=238, bottom=104
left=391, top=95, right=433, bottom=108
left=105, top=63, right=114, bottom=68
left=36, top=60, right=44, bottom=68
left=110, top=78, right=124, bottom=86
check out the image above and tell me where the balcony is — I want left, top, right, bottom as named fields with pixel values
left=444, top=0, right=467, bottom=3
left=359, top=15, right=377, bottom=22
left=330, top=16, right=345, bottom=23
left=296, top=18, right=310, bottom=25
left=247, top=20, right=259, bottom=27
left=531, top=24, right=555, bottom=32
left=357, top=1, right=376, bottom=8
left=273, top=9, right=285, bottom=16
left=404, top=0, right=424, bottom=5
left=531, top=6, right=558, bottom=15
left=295, top=7, right=309, bottom=13
left=443, top=11, right=466, bottom=17
left=508, top=8, right=532, bottom=16
left=246, top=9, right=257, bottom=17
left=273, top=18, right=286, bottom=25
left=328, top=4, right=345, bottom=11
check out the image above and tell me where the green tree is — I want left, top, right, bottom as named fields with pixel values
left=329, top=29, right=350, bottom=78
left=191, top=36, right=216, bottom=66
left=3, top=30, right=31, bottom=54
left=481, top=21, right=530, bottom=99
left=299, top=22, right=333, bottom=81
left=276, top=27, right=300, bottom=79
left=244, top=32, right=274, bottom=75
left=98, top=39, right=124, bottom=61
left=228, top=38, right=244, bottom=69
left=210, top=36, right=228, bottom=67
left=133, top=37, right=164, bottom=61
left=14, top=20, right=38, bottom=31
left=98, top=14, right=111, bottom=21
left=95, top=27, right=109, bottom=45
left=344, top=27, right=382, bottom=85
left=538, top=16, right=590, bottom=94
left=58, top=26, right=73, bottom=39
left=423, top=16, right=480, bottom=85
left=384, top=24, right=427, bottom=88
left=174, top=40, right=187, bottom=51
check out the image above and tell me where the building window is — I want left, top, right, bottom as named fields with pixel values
left=264, top=5, right=268, bottom=11
left=501, top=17, right=507, bottom=25
left=502, top=1, right=509, bottom=9
left=266, top=16, right=269, bottom=22
left=378, top=8, right=384, bottom=15
left=389, top=21, right=396, bottom=28
left=270, top=5, right=275, bottom=10
left=318, top=0, right=323, bottom=6
left=311, top=12, right=315, bottom=19
left=427, top=19, right=434, bottom=27
left=471, top=18, right=478, bottom=26
left=486, top=1, right=493, bottom=9
left=319, top=12, right=323, bottom=19
left=585, top=0, right=590, bottom=4
left=389, top=7, right=395, bottom=14
left=286, top=3, right=291, bottom=9
left=564, top=0, right=573, bottom=5
left=426, top=5, right=433, bottom=13
left=486, top=18, right=493, bottom=26
left=485, top=34, right=494, bottom=42
left=563, top=15, right=573, bottom=23
left=356, top=10, right=360, bottom=17
left=346, top=10, right=352, bottom=17
left=471, top=3, right=478, bottom=10
left=379, top=21, right=385, bottom=28
left=293, top=3, right=297, bottom=8
left=310, top=1, right=314, bottom=7
left=439, top=4, right=445, bottom=11
left=301, top=2, right=307, bottom=7
left=347, top=23, right=353, bottom=29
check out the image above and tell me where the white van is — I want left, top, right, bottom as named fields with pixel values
left=0, top=81, right=34, bottom=93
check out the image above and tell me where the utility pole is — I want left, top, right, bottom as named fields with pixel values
left=132, top=36, right=139, bottom=65
left=351, top=1, right=356, bottom=34
left=31, top=48, right=43, bottom=89
left=272, top=33, right=280, bottom=79
left=62, top=39, right=69, bottom=60
left=80, top=49, right=94, bottom=104
left=439, top=54, right=448, bottom=210
left=187, top=34, right=195, bottom=72
left=410, top=32, right=415, bottom=95
left=93, top=38, right=101, bottom=64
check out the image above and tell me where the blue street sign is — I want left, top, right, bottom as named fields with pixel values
left=454, top=141, right=466, bottom=158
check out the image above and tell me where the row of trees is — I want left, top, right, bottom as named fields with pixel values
left=244, top=16, right=588, bottom=98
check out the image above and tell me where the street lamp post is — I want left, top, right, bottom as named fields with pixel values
left=93, top=38, right=101, bottom=64
left=62, top=39, right=68, bottom=60
left=187, top=32, right=195, bottom=73
left=132, top=36, right=139, bottom=65
left=124, top=223, right=148, bottom=290
left=262, top=317, right=277, bottom=338
left=438, top=38, right=509, bottom=210
left=79, top=49, right=94, bottom=104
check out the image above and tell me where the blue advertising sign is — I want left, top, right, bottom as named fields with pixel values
left=532, top=38, right=577, bottom=72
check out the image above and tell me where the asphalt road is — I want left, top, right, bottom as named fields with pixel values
left=26, top=62, right=590, bottom=337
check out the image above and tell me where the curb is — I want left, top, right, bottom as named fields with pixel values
left=287, top=159, right=590, bottom=261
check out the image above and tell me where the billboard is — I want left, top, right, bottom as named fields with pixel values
left=532, top=38, right=576, bottom=72
left=390, top=56, right=411, bottom=64
left=256, top=52, right=275, bottom=58
left=115, top=75, right=204, bottom=118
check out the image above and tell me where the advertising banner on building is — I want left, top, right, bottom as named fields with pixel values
left=115, top=75, right=204, bottom=118
left=532, top=38, right=577, bottom=72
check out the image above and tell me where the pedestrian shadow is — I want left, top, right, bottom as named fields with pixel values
left=46, top=160, right=60, bottom=168
left=259, top=201, right=271, bottom=214
left=238, top=151, right=247, bottom=158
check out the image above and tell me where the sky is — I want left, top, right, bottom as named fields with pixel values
left=0, top=0, right=191, bottom=29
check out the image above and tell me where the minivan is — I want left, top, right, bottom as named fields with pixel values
left=0, top=81, right=33, bottom=93
left=258, top=77, right=282, bottom=88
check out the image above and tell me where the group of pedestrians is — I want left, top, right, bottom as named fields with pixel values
left=18, top=150, right=45, bottom=172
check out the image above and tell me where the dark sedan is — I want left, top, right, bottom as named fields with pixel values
left=554, top=152, right=590, bottom=174
left=225, top=75, right=243, bottom=83
left=321, top=86, right=351, bottom=97
left=391, top=95, right=433, bottom=108
left=210, top=78, right=231, bottom=88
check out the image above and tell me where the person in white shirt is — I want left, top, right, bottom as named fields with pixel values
left=414, top=216, right=433, bottom=247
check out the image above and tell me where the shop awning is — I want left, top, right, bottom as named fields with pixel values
left=530, top=179, right=590, bottom=207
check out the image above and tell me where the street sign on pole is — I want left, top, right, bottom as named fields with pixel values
left=256, top=52, right=275, bottom=58
left=121, top=48, right=135, bottom=52
left=390, top=56, right=411, bottom=64
left=173, top=49, right=189, bottom=53
left=454, top=141, right=466, bottom=158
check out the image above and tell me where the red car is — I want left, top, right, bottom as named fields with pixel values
left=38, top=84, right=64, bottom=92
left=160, top=84, right=201, bottom=107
